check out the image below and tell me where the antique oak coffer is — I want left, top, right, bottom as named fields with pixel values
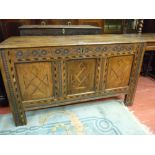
left=0, top=34, right=146, bottom=126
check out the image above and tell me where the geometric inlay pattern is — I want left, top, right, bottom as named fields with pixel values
left=106, top=55, right=134, bottom=89
left=67, top=59, right=96, bottom=94
left=16, top=62, right=53, bottom=101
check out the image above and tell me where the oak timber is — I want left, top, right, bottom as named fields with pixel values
left=1, top=34, right=155, bottom=126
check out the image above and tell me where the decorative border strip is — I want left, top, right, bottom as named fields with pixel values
left=103, top=58, right=109, bottom=90
left=11, top=44, right=137, bottom=62
left=15, top=51, right=135, bottom=62
left=52, top=61, right=59, bottom=97
left=8, top=51, right=27, bottom=125
left=95, top=58, right=102, bottom=91
left=22, top=86, right=128, bottom=107
left=24, top=90, right=128, bottom=111
left=1, top=50, right=26, bottom=126
left=61, top=60, right=67, bottom=97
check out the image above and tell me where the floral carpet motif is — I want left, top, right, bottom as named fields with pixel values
left=0, top=100, right=151, bottom=135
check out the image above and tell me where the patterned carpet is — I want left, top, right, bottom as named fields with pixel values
left=0, top=100, right=151, bottom=135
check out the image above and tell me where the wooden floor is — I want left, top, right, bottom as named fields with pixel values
left=0, top=76, right=155, bottom=133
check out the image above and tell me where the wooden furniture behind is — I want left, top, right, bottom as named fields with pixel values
left=104, top=20, right=123, bottom=34
left=0, top=19, right=140, bottom=41
left=19, top=25, right=102, bottom=36
left=78, top=19, right=104, bottom=27
left=0, top=34, right=150, bottom=126
left=141, top=51, right=155, bottom=77
left=141, top=37, right=155, bottom=78
left=0, top=19, right=104, bottom=40
left=141, top=20, right=155, bottom=79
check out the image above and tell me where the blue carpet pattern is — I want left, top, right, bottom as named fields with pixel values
left=0, top=100, right=151, bottom=135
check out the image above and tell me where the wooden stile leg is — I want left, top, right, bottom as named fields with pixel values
left=124, top=43, right=145, bottom=106
left=0, top=50, right=27, bottom=126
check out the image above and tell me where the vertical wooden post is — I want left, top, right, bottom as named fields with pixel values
left=0, top=50, right=27, bottom=126
left=138, top=19, right=144, bottom=34
left=124, top=43, right=146, bottom=106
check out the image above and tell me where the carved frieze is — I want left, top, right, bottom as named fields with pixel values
left=12, top=44, right=136, bottom=62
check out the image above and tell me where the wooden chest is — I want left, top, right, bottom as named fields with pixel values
left=19, top=25, right=102, bottom=36
left=0, top=34, right=146, bottom=126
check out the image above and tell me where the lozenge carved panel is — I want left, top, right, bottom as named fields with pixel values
left=66, top=59, right=96, bottom=95
left=15, top=62, right=53, bottom=101
left=106, top=55, right=134, bottom=89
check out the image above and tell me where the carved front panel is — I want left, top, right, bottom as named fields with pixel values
left=15, top=62, right=53, bottom=101
left=106, top=55, right=133, bottom=89
left=66, top=59, right=96, bottom=95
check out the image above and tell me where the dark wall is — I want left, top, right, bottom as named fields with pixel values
left=143, top=19, right=155, bottom=33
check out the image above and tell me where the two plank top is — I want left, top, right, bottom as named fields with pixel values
left=1, top=34, right=155, bottom=49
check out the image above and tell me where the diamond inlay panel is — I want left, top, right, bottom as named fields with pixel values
left=16, top=62, right=53, bottom=101
left=106, top=55, right=133, bottom=89
left=67, top=59, right=96, bottom=95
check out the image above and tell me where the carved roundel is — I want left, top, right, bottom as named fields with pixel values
left=32, top=50, right=38, bottom=56
left=54, top=48, right=70, bottom=55
left=32, top=50, right=48, bottom=57
left=113, top=46, right=122, bottom=51
left=95, top=47, right=101, bottom=52
left=63, top=49, right=69, bottom=54
left=95, top=46, right=108, bottom=52
left=55, top=49, right=61, bottom=54
left=41, top=50, right=47, bottom=55
left=102, top=47, right=108, bottom=51
left=16, top=51, right=23, bottom=57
